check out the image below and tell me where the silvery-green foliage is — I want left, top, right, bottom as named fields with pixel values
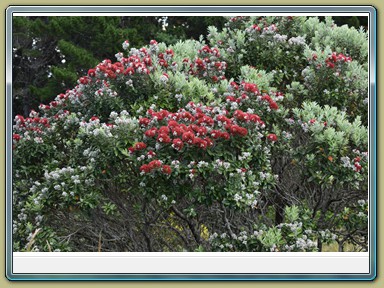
left=303, top=16, right=368, bottom=66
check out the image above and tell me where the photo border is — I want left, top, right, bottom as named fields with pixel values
left=5, top=4, right=377, bottom=281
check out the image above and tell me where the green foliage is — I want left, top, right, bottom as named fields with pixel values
left=12, top=16, right=369, bottom=252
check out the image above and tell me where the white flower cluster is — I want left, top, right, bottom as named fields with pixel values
left=122, top=40, right=130, bottom=50
left=358, top=199, right=366, bottom=206
left=234, top=193, right=242, bottom=202
left=197, top=161, right=209, bottom=168
left=159, top=74, right=169, bottom=84
left=238, top=151, right=252, bottom=161
left=175, top=94, right=183, bottom=102
left=281, top=131, right=292, bottom=139
left=340, top=156, right=353, bottom=168
left=273, top=33, right=288, bottom=42
left=288, top=36, right=306, bottom=46
left=213, top=159, right=231, bottom=170
left=285, top=237, right=317, bottom=251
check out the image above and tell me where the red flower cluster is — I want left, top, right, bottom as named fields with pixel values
left=181, top=45, right=226, bottom=82
left=140, top=160, right=172, bottom=175
left=140, top=103, right=260, bottom=157
left=227, top=124, right=248, bottom=137
left=129, top=142, right=147, bottom=153
left=95, top=59, right=127, bottom=79
left=13, top=113, right=51, bottom=132
left=242, top=82, right=259, bottom=94
left=224, top=81, right=281, bottom=111
left=267, top=133, right=278, bottom=142
left=233, top=110, right=263, bottom=124
left=353, top=156, right=362, bottom=172
left=13, top=134, right=21, bottom=141
left=325, top=52, right=352, bottom=68
left=261, top=95, right=279, bottom=110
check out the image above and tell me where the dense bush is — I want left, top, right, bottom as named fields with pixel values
left=12, top=16, right=369, bottom=252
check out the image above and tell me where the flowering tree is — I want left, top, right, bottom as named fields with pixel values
left=12, top=16, right=368, bottom=252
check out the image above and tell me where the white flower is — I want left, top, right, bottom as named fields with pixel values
left=358, top=199, right=366, bottom=206
left=122, top=40, right=130, bottom=50
left=159, top=74, right=169, bottom=83
left=234, top=193, right=242, bottom=202
left=357, top=212, right=366, bottom=217
left=288, top=36, right=306, bottom=45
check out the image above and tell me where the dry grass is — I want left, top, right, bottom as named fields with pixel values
left=322, top=242, right=360, bottom=252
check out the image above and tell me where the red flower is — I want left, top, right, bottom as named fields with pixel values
left=158, top=126, right=170, bottom=135
left=162, top=165, right=172, bottom=175
left=158, top=59, right=168, bottom=67
left=157, top=133, right=171, bottom=143
left=139, top=118, right=150, bottom=126
left=182, top=131, right=195, bottom=144
left=140, top=164, right=151, bottom=173
left=133, top=142, right=147, bottom=151
left=194, top=137, right=207, bottom=149
left=210, top=130, right=222, bottom=139
left=354, top=157, right=361, bottom=163
left=243, top=82, right=258, bottom=93
left=226, top=95, right=237, bottom=102
left=233, top=110, right=247, bottom=121
left=230, top=81, right=239, bottom=90
left=198, top=116, right=214, bottom=126
left=238, top=127, right=248, bottom=137
left=148, top=160, right=162, bottom=169
left=15, top=115, right=25, bottom=123
left=216, top=114, right=232, bottom=125
left=143, top=57, right=152, bottom=66
left=354, top=162, right=362, bottom=172
left=220, top=132, right=230, bottom=140
left=171, top=126, right=184, bottom=137
left=204, top=137, right=214, bottom=147
left=261, top=95, right=271, bottom=102
left=145, top=128, right=157, bottom=138
left=88, top=69, right=96, bottom=77
left=249, top=114, right=261, bottom=123
left=90, top=116, right=99, bottom=122
left=167, top=120, right=178, bottom=129
left=13, top=134, right=21, bottom=141
left=267, top=133, right=278, bottom=142
left=172, top=138, right=184, bottom=151
left=230, top=125, right=248, bottom=137
left=195, top=58, right=204, bottom=67
left=128, top=147, right=135, bottom=154
left=124, top=67, right=135, bottom=76
left=197, top=126, right=207, bottom=136
left=147, top=151, right=156, bottom=158
left=331, top=52, right=337, bottom=63
left=269, top=101, right=279, bottom=110
left=78, top=77, right=90, bottom=85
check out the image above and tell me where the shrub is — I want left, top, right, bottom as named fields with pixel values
left=12, top=16, right=369, bottom=252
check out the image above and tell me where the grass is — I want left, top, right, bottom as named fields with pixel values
left=322, top=242, right=361, bottom=252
